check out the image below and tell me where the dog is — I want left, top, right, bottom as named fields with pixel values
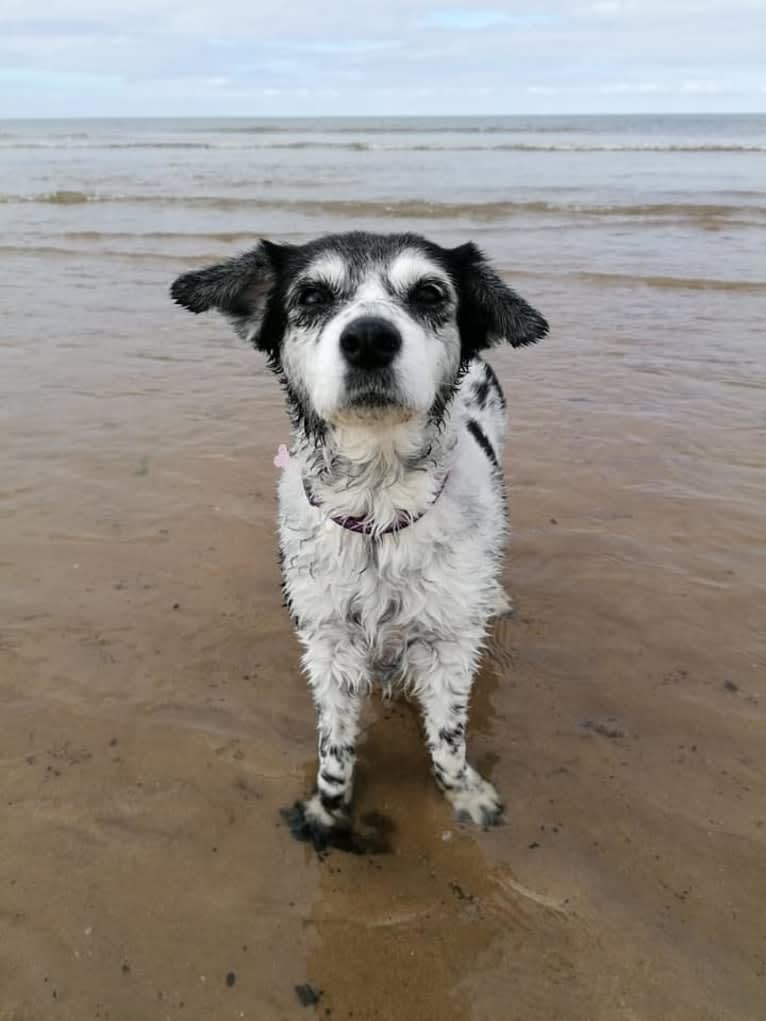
left=171, top=231, right=548, bottom=851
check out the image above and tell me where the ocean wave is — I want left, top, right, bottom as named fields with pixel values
left=572, top=271, right=766, bottom=293
left=208, top=122, right=591, bottom=135
left=1, top=139, right=765, bottom=153
left=11, top=189, right=93, bottom=204
left=264, top=142, right=766, bottom=153
left=0, top=141, right=217, bottom=150
left=3, top=242, right=764, bottom=294
left=3, top=191, right=764, bottom=223
left=56, top=230, right=263, bottom=243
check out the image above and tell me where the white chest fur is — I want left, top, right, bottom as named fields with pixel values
left=277, top=382, right=507, bottom=693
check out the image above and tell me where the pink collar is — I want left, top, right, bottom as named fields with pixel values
left=303, top=474, right=449, bottom=536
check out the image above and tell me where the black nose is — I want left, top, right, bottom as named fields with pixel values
left=340, top=316, right=402, bottom=370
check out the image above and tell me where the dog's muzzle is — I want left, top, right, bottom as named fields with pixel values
left=340, top=316, right=402, bottom=371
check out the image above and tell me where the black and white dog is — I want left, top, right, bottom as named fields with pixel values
left=171, top=232, right=547, bottom=850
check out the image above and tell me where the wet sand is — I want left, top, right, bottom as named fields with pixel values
left=2, top=257, right=765, bottom=1019
left=2, top=109, right=766, bottom=1021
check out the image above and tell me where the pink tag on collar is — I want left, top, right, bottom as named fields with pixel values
left=273, top=444, right=291, bottom=470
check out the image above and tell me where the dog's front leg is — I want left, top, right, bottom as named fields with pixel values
left=414, top=645, right=504, bottom=828
left=282, top=634, right=368, bottom=852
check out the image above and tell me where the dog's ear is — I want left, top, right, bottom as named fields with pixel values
left=450, top=242, right=548, bottom=354
left=170, top=240, right=287, bottom=349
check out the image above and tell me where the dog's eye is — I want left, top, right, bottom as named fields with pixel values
left=297, top=284, right=333, bottom=309
left=411, top=281, right=447, bottom=307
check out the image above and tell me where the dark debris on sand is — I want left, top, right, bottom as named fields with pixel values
left=295, top=983, right=321, bottom=1007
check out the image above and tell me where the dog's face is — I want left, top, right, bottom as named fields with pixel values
left=171, top=232, right=547, bottom=430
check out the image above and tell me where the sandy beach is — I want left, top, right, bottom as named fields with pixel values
left=1, top=115, right=765, bottom=1019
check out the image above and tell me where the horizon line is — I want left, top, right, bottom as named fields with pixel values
left=2, top=110, right=764, bottom=121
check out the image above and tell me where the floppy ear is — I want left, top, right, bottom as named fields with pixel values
left=450, top=242, right=548, bottom=354
left=170, top=240, right=286, bottom=349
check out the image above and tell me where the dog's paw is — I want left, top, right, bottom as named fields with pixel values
left=281, top=796, right=391, bottom=855
left=448, top=777, right=505, bottom=829
left=281, top=796, right=355, bottom=853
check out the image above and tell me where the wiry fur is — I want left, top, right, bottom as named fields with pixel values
left=171, top=231, right=548, bottom=851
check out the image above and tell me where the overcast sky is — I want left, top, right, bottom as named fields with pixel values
left=1, top=0, right=764, bottom=118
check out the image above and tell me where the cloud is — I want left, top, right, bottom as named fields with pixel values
left=0, top=0, right=764, bottom=116
left=263, top=39, right=402, bottom=55
left=599, top=81, right=661, bottom=95
left=419, top=10, right=555, bottom=30
left=681, top=79, right=723, bottom=94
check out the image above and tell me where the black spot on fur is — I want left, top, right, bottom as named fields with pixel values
left=482, top=360, right=506, bottom=408
left=319, top=770, right=345, bottom=787
left=319, top=738, right=355, bottom=762
left=432, top=762, right=458, bottom=790
left=438, top=723, right=466, bottom=752
left=332, top=743, right=355, bottom=762
left=472, top=378, right=490, bottom=408
left=466, top=418, right=499, bottom=470
left=319, top=791, right=346, bottom=813
left=428, top=375, right=462, bottom=429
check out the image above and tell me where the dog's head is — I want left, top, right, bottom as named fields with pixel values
left=171, top=231, right=547, bottom=430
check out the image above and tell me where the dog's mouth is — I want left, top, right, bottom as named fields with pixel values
left=341, top=368, right=409, bottom=414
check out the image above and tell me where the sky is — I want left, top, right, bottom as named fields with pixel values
left=1, top=0, right=764, bottom=118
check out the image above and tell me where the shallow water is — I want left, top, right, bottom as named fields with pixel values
left=1, top=115, right=765, bottom=1020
